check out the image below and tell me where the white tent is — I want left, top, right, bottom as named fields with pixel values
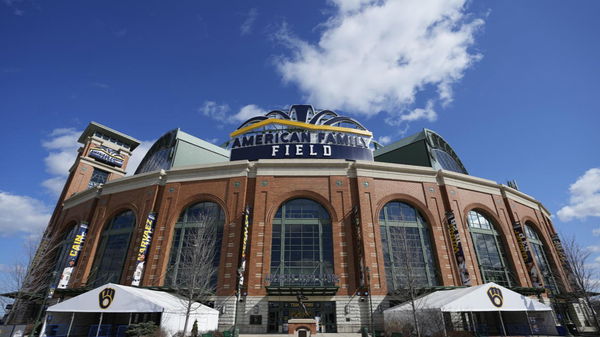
left=384, top=282, right=557, bottom=336
left=43, top=283, right=219, bottom=337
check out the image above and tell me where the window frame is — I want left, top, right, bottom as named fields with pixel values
left=269, top=198, right=334, bottom=287
left=90, top=210, right=136, bottom=287
left=379, top=201, right=438, bottom=291
left=467, top=210, right=513, bottom=287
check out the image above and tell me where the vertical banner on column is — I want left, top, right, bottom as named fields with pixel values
left=238, top=206, right=250, bottom=290
left=512, top=220, right=540, bottom=287
left=57, top=223, right=89, bottom=289
left=351, top=206, right=366, bottom=289
left=132, top=212, right=157, bottom=286
left=446, top=211, right=471, bottom=285
left=551, top=234, right=569, bottom=269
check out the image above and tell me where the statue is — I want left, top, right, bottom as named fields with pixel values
left=296, top=292, right=310, bottom=318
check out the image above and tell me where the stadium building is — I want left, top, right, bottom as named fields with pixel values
left=6, top=105, right=598, bottom=334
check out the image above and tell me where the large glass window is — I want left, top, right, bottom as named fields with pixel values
left=89, top=211, right=136, bottom=286
left=88, top=168, right=109, bottom=189
left=270, top=199, right=334, bottom=286
left=467, top=210, right=513, bottom=287
left=525, top=223, right=559, bottom=293
left=166, top=202, right=224, bottom=289
left=379, top=201, right=438, bottom=292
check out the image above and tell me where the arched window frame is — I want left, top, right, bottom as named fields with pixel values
left=270, top=198, right=334, bottom=287
left=90, top=210, right=136, bottom=287
left=525, top=222, right=559, bottom=293
left=379, top=201, right=438, bottom=291
left=166, top=201, right=225, bottom=288
left=467, top=210, right=513, bottom=287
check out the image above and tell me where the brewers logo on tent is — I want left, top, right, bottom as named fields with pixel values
left=99, top=287, right=115, bottom=309
left=487, top=286, right=503, bottom=307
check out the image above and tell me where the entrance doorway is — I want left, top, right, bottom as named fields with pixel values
left=267, top=301, right=337, bottom=333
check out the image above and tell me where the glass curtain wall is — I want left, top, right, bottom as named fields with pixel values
left=270, top=199, right=334, bottom=286
left=525, top=223, right=559, bottom=293
left=467, top=210, right=513, bottom=287
left=90, top=211, right=136, bottom=286
left=166, top=201, right=224, bottom=288
left=379, top=201, right=438, bottom=292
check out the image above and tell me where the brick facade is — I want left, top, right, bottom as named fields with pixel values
left=45, top=159, right=571, bottom=332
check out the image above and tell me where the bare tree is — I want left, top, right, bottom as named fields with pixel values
left=562, top=235, right=600, bottom=330
left=3, top=234, right=62, bottom=325
left=166, top=214, right=219, bottom=336
left=386, top=226, right=443, bottom=337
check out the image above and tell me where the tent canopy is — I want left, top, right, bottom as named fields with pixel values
left=385, top=282, right=552, bottom=313
left=47, top=283, right=218, bottom=315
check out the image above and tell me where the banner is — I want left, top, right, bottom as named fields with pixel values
left=131, top=212, right=157, bottom=286
left=551, top=233, right=569, bottom=270
left=512, top=220, right=540, bottom=287
left=57, top=223, right=89, bottom=289
left=237, top=207, right=250, bottom=290
left=446, top=211, right=471, bottom=285
left=89, top=146, right=124, bottom=167
left=351, top=206, right=366, bottom=288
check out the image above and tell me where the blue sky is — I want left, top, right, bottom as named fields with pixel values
left=1, top=0, right=599, bottom=290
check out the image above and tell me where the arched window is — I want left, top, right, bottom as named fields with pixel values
left=166, top=202, right=224, bottom=289
left=53, top=224, right=79, bottom=274
left=379, top=201, right=438, bottom=291
left=90, top=211, right=136, bottom=286
left=525, top=223, right=559, bottom=293
left=270, top=199, right=334, bottom=286
left=467, top=210, right=513, bottom=287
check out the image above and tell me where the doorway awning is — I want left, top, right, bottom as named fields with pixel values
left=384, top=282, right=552, bottom=313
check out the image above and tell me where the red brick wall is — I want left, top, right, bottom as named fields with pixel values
left=50, top=168, right=567, bottom=297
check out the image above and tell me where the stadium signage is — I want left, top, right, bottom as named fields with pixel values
left=89, top=146, right=125, bottom=167
left=229, top=105, right=374, bottom=161
left=131, top=212, right=157, bottom=286
left=265, top=273, right=340, bottom=285
left=512, top=220, right=540, bottom=287
left=446, top=211, right=471, bottom=285
left=57, top=223, right=89, bottom=289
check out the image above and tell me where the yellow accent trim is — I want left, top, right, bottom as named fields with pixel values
left=230, top=119, right=373, bottom=138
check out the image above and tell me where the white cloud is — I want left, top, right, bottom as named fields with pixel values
left=240, top=8, right=258, bottom=36
left=126, top=140, right=155, bottom=176
left=199, top=101, right=231, bottom=122
left=588, top=245, right=600, bottom=253
left=231, top=104, right=266, bottom=123
left=594, top=228, right=600, bottom=236
left=41, top=128, right=80, bottom=195
left=200, top=101, right=265, bottom=125
left=557, top=168, right=600, bottom=221
left=41, top=176, right=67, bottom=196
left=378, top=136, right=392, bottom=145
left=275, top=0, right=483, bottom=122
left=397, top=100, right=437, bottom=123
left=0, top=191, right=50, bottom=237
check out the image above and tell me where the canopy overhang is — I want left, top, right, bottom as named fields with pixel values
left=385, top=282, right=552, bottom=313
